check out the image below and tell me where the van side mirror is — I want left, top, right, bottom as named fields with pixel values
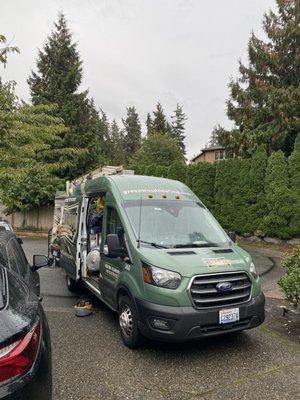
left=228, top=231, right=237, bottom=243
left=32, top=255, right=50, bottom=271
left=17, top=237, right=23, bottom=245
left=107, top=234, right=126, bottom=258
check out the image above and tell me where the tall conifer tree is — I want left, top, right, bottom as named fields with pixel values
left=122, top=106, right=142, bottom=162
left=213, top=0, right=299, bottom=156
left=151, top=102, right=168, bottom=135
left=171, top=104, right=186, bottom=154
left=28, top=12, right=103, bottom=178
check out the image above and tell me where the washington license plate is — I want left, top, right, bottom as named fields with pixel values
left=219, top=308, right=239, bottom=324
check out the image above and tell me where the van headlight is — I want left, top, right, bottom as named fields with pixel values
left=142, top=263, right=181, bottom=289
left=250, top=262, right=258, bottom=279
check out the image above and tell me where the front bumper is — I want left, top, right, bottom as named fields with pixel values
left=135, top=292, right=265, bottom=342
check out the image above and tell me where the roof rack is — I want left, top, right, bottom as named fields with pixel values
left=66, top=166, right=134, bottom=195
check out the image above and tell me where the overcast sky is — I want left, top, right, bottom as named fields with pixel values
left=1, top=0, right=275, bottom=158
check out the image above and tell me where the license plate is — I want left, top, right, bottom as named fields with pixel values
left=219, top=308, right=239, bottom=324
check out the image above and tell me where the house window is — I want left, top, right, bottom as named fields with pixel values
left=215, top=150, right=225, bottom=161
left=219, top=150, right=226, bottom=160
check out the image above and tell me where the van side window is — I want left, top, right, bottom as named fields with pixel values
left=106, top=208, right=125, bottom=247
left=60, top=202, right=78, bottom=241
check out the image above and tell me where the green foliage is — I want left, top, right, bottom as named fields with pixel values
left=144, top=165, right=156, bottom=176
left=132, top=133, right=183, bottom=167
left=123, top=106, right=141, bottom=163
left=278, top=246, right=300, bottom=308
left=167, top=162, right=186, bottom=182
left=27, top=13, right=105, bottom=178
left=155, top=165, right=168, bottom=178
left=186, top=163, right=216, bottom=210
left=214, top=159, right=240, bottom=228
left=149, top=102, right=170, bottom=135
left=170, top=104, right=187, bottom=154
left=0, top=98, right=77, bottom=211
left=107, top=119, right=125, bottom=166
left=231, top=159, right=251, bottom=232
left=213, top=0, right=299, bottom=156
left=288, top=134, right=300, bottom=236
left=247, top=145, right=268, bottom=232
left=263, top=151, right=293, bottom=238
left=0, top=34, right=19, bottom=66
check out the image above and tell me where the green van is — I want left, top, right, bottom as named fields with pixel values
left=50, top=167, right=265, bottom=348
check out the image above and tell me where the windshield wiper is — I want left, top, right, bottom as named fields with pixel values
left=172, top=242, right=219, bottom=248
left=138, top=240, right=169, bottom=249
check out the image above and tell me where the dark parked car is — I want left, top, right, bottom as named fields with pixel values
left=0, top=232, right=52, bottom=400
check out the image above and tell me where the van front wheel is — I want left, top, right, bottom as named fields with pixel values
left=118, top=295, right=143, bottom=349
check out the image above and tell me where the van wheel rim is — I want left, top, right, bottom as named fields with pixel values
left=119, top=305, right=133, bottom=338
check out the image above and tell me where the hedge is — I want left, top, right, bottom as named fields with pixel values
left=132, top=136, right=300, bottom=238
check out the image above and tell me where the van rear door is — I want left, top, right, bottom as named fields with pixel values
left=59, top=198, right=80, bottom=281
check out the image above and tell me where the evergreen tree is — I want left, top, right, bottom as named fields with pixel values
left=122, top=106, right=141, bottom=162
left=146, top=112, right=153, bottom=136
left=232, top=159, right=251, bottom=232
left=186, top=163, right=216, bottom=210
left=155, top=165, right=168, bottom=178
left=214, top=159, right=240, bottom=228
left=151, top=102, right=168, bottom=135
left=171, top=104, right=186, bottom=154
left=263, top=151, right=293, bottom=238
left=288, top=134, right=300, bottom=236
left=109, top=120, right=125, bottom=165
left=132, top=133, right=183, bottom=166
left=213, top=0, right=299, bottom=156
left=167, top=162, right=186, bottom=182
left=247, top=145, right=268, bottom=232
left=27, top=12, right=104, bottom=178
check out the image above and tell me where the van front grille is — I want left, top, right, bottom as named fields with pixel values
left=189, top=271, right=252, bottom=309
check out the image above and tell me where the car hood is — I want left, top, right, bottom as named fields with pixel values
left=137, top=244, right=252, bottom=277
left=0, top=266, right=38, bottom=344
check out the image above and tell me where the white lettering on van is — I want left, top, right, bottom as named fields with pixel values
left=123, top=188, right=191, bottom=196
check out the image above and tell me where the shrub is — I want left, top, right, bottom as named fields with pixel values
left=278, top=246, right=300, bottom=308
left=248, top=145, right=268, bottom=233
left=214, top=159, right=240, bottom=228
left=167, top=162, right=186, bottom=182
left=155, top=165, right=168, bottom=178
left=263, top=151, right=293, bottom=238
left=288, top=134, right=300, bottom=237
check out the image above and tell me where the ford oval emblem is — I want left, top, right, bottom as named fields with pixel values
left=216, top=281, right=233, bottom=292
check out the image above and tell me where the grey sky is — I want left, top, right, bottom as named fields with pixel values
left=1, top=0, right=275, bottom=158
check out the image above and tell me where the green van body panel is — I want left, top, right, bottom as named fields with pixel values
left=56, top=174, right=265, bottom=342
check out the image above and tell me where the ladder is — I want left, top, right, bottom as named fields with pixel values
left=66, top=166, right=134, bottom=195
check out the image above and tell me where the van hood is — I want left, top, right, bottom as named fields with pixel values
left=0, top=267, right=38, bottom=344
left=137, top=244, right=252, bottom=277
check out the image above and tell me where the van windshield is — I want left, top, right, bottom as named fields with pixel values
left=123, top=199, right=229, bottom=248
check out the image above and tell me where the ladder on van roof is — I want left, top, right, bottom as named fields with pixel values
left=66, top=166, right=134, bottom=195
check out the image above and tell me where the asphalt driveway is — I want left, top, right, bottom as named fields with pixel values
left=23, top=238, right=300, bottom=400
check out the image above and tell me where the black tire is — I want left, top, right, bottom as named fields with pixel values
left=118, top=295, right=144, bottom=349
left=66, top=275, right=80, bottom=292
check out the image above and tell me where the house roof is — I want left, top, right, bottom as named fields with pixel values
left=190, top=143, right=225, bottom=162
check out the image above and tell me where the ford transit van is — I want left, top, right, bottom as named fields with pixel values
left=50, top=166, right=265, bottom=348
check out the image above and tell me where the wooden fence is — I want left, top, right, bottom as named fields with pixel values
left=0, top=205, right=54, bottom=231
